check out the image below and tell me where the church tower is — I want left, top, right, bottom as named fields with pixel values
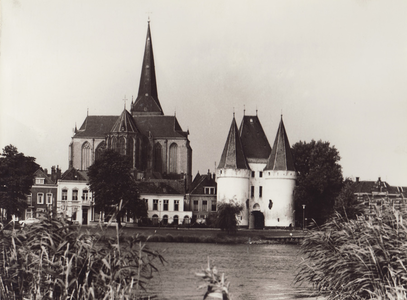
left=131, top=21, right=163, bottom=116
left=216, top=115, right=251, bottom=226
left=263, top=117, right=297, bottom=227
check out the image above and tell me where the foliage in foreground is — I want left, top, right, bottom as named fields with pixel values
left=295, top=208, right=407, bottom=299
left=196, top=257, right=231, bottom=300
left=0, top=215, right=164, bottom=300
left=216, top=201, right=244, bottom=233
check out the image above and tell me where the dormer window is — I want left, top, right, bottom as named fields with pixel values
left=204, top=187, right=215, bottom=195
left=35, top=178, right=45, bottom=184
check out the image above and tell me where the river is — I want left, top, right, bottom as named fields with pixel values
left=145, top=242, right=323, bottom=300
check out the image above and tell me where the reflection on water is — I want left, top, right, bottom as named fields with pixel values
left=147, top=242, right=323, bottom=300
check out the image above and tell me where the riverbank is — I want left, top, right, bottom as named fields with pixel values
left=80, top=225, right=306, bottom=244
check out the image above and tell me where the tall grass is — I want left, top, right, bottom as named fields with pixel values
left=0, top=214, right=164, bottom=299
left=295, top=207, right=407, bottom=299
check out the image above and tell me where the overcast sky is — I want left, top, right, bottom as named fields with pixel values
left=1, top=0, right=406, bottom=186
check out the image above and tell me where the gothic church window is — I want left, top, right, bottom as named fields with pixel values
left=169, top=143, right=178, bottom=173
left=81, top=142, right=91, bottom=170
left=95, top=141, right=106, bottom=161
left=153, top=143, right=162, bottom=173
left=118, top=137, right=126, bottom=155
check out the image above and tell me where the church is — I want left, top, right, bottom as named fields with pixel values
left=69, top=22, right=192, bottom=188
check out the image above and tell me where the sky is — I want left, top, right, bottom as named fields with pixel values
left=1, top=0, right=406, bottom=186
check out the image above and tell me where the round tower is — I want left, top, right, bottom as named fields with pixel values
left=216, top=116, right=251, bottom=227
left=263, top=116, right=297, bottom=228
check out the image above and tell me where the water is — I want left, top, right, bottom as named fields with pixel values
left=146, top=242, right=323, bottom=300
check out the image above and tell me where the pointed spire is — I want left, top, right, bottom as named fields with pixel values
left=218, top=116, right=249, bottom=169
left=132, top=21, right=163, bottom=115
left=264, top=117, right=296, bottom=171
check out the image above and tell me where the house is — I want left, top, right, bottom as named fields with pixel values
left=353, top=177, right=407, bottom=216
left=186, top=171, right=217, bottom=224
left=57, top=168, right=94, bottom=225
left=23, top=166, right=61, bottom=221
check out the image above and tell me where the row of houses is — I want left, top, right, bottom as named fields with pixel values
left=24, top=166, right=217, bottom=226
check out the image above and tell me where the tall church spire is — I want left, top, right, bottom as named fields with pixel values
left=218, top=116, right=249, bottom=169
left=132, top=21, right=163, bottom=116
left=264, top=117, right=296, bottom=171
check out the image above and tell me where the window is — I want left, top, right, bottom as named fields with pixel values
left=259, top=186, right=263, bottom=197
left=204, top=187, right=215, bottom=195
left=153, top=199, right=158, bottom=210
left=81, top=142, right=91, bottom=170
left=153, top=143, right=162, bottom=173
left=143, top=198, right=148, bottom=209
left=46, top=193, right=53, bottom=204
left=37, top=193, right=44, bottom=204
left=251, top=171, right=255, bottom=178
left=162, top=215, right=168, bottom=225
left=82, top=190, right=89, bottom=201
left=251, top=186, right=254, bottom=197
left=169, top=143, right=178, bottom=173
left=183, top=215, right=190, bottom=224
left=173, top=215, right=179, bottom=225
left=193, top=200, right=199, bottom=211
left=163, top=200, right=169, bottom=211
left=212, top=202, right=217, bottom=212
left=26, top=209, right=33, bottom=219
left=27, top=194, right=32, bottom=205
left=72, top=190, right=78, bottom=201
left=259, top=171, right=263, bottom=178
left=35, top=178, right=45, bottom=184
left=152, top=214, right=159, bottom=225
left=202, top=200, right=208, bottom=211
left=174, top=200, right=179, bottom=211
left=62, top=189, right=68, bottom=200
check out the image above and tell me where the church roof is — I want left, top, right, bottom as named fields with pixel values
left=136, top=181, right=182, bottom=195
left=110, top=109, right=140, bottom=134
left=134, top=115, right=189, bottom=139
left=74, top=116, right=118, bottom=138
left=264, top=117, right=296, bottom=171
left=132, top=22, right=163, bottom=116
left=239, top=115, right=271, bottom=161
left=218, top=117, right=250, bottom=170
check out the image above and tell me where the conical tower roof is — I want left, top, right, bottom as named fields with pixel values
left=239, top=115, right=271, bottom=161
left=111, top=109, right=140, bottom=134
left=218, top=116, right=250, bottom=169
left=132, top=21, right=163, bottom=115
left=265, top=117, right=296, bottom=171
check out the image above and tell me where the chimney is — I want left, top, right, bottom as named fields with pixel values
left=356, top=177, right=359, bottom=183
left=44, top=168, right=48, bottom=175
left=212, top=173, right=216, bottom=181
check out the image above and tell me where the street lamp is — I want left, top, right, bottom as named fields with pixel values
left=302, top=204, right=306, bottom=230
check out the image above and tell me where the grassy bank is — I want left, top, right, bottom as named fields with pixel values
left=81, top=225, right=304, bottom=244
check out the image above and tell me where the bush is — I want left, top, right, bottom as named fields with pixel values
left=295, top=208, right=407, bottom=299
left=0, top=214, right=164, bottom=299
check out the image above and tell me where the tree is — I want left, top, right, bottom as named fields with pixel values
left=334, top=178, right=364, bottom=220
left=292, top=140, right=343, bottom=225
left=0, top=145, right=39, bottom=221
left=87, top=149, right=147, bottom=228
left=215, top=201, right=244, bottom=233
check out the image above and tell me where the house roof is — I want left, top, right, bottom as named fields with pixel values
left=132, top=22, right=163, bottom=116
left=33, top=168, right=54, bottom=184
left=189, top=172, right=217, bottom=194
left=264, top=117, right=296, bottom=171
left=218, top=117, right=249, bottom=170
left=111, top=109, right=140, bottom=134
left=73, top=116, right=118, bottom=138
left=136, top=181, right=181, bottom=195
left=353, top=178, right=406, bottom=196
left=134, top=115, right=189, bottom=138
left=239, top=115, right=271, bottom=160
left=60, top=168, right=89, bottom=181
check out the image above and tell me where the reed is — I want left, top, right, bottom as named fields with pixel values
left=295, top=207, right=407, bottom=299
left=0, top=214, right=164, bottom=299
